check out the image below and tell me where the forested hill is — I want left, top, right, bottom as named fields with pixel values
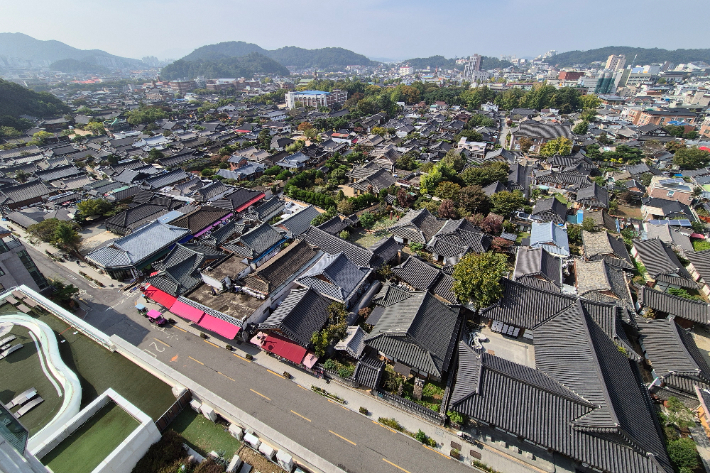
left=49, top=58, right=110, bottom=74
left=0, top=78, right=69, bottom=117
left=0, top=32, right=143, bottom=69
left=176, top=41, right=375, bottom=69
left=400, top=55, right=513, bottom=71
left=546, top=46, right=710, bottom=67
left=160, top=53, right=290, bottom=80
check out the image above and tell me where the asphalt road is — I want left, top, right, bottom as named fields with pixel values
left=28, top=246, right=474, bottom=473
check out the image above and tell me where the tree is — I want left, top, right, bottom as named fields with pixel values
left=461, top=161, right=509, bottom=187
left=567, top=224, right=582, bottom=244
left=434, top=181, right=461, bottom=201
left=438, top=199, right=458, bottom=219
left=311, top=329, right=329, bottom=358
left=395, top=152, right=420, bottom=171
left=48, top=278, right=79, bottom=309
left=491, top=237, right=513, bottom=253
left=667, top=438, right=699, bottom=471
left=518, top=137, right=534, bottom=154
left=76, top=198, right=112, bottom=220
left=14, top=170, right=29, bottom=183
left=441, top=150, right=466, bottom=172
left=673, top=147, right=710, bottom=170
left=84, top=121, right=105, bottom=136
left=371, top=126, right=386, bottom=136
left=31, top=131, right=54, bottom=145
left=539, top=137, right=572, bottom=157
left=420, top=161, right=457, bottom=194
left=297, top=121, right=312, bottom=131
left=397, top=188, right=414, bottom=207
left=27, top=219, right=61, bottom=243
left=145, top=148, right=164, bottom=164
left=452, top=252, right=508, bottom=309
left=665, top=141, right=687, bottom=154
left=458, top=186, right=490, bottom=214
left=480, top=213, right=504, bottom=235
left=490, top=190, right=526, bottom=216
left=580, top=94, right=601, bottom=110
left=339, top=230, right=350, bottom=240
left=572, top=121, right=589, bottom=135
left=337, top=199, right=355, bottom=215
left=582, top=217, right=596, bottom=232
left=54, top=221, right=82, bottom=254
left=359, top=212, right=376, bottom=228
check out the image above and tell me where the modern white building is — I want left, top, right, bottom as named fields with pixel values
left=285, top=89, right=347, bottom=109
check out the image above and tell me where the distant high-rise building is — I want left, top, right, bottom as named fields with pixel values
left=464, top=54, right=489, bottom=82
left=605, top=54, right=626, bottom=71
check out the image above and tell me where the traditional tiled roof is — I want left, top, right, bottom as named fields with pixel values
left=353, top=354, right=385, bottom=388
left=633, top=239, right=696, bottom=288
left=576, top=183, right=609, bottom=209
left=391, top=256, right=457, bottom=304
left=243, top=240, right=320, bottom=294
left=169, top=206, right=231, bottom=235
left=687, top=250, right=710, bottom=284
left=201, top=221, right=245, bottom=248
left=259, top=288, right=330, bottom=347
left=222, top=222, right=285, bottom=259
left=279, top=205, right=321, bottom=237
left=317, top=215, right=354, bottom=236
left=452, top=330, right=670, bottom=473
left=193, top=181, right=228, bottom=202
left=529, top=221, right=570, bottom=257
left=427, top=219, right=490, bottom=257
left=35, top=164, right=82, bottom=182
left=0, top=180, right=52, bottom=204
left=302, top=226, right=378, bottom=268
left=350, top=168, right=397, bottom=193
left=335, top=326, right=367, bottom=359
left=104, top=203, right=169, bottom=235
left=513, top=247, right=562, bottom=289
left=513, top=121, right=572, bottom=140
left=146, top=244, right=223, bottom=296
left=372, top=283, right=414, bottom=307
left=582, top=231, right=633, bottom=269
left=365, top=291, right=462, bottom=378
left=368, top=236, right=402, bottom=265
left=638, top=286, right=710, bottom=324
left=576, top=260, right=635, bottom=317
left=639, top=317, right=710, bottom=394
left=86, top=221, right=189, bottom=269
left=243, top=197, right=284, bottom=222
left=389, top=209, right=445, bottom=244
left=142, top=169, right=190, bottom=189
left=296, top=252, right=371, bottom=304
left=531, top=197, right=568, bottom=224
left=211, top=187, right=265, bottom=212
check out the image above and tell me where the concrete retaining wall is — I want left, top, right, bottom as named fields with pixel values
left=111, top=335, right=346, bottom=473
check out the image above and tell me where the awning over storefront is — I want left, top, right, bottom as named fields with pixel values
left=198, top=313, right=240, bottom=339
left=302, top=353, right=318, bottom=369
left=144, top=285, right=178, bottom=308
left=262, top=333, right=306, bottom=365
left=169, top=299, right=204, bottom=323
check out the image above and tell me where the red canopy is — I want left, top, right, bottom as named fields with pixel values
left=262, top=333, right=306, bottom=365
left=169, top=299, right=204, bottom=323
left=198, top=313, right=240, bottom=339
left=144, top=285, right=178, bottom=308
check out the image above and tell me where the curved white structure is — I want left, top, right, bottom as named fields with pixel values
left=1, top=314, right=82, bottom=451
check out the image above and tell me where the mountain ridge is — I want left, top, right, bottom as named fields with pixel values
left=546, top=46, right=710, bottom=66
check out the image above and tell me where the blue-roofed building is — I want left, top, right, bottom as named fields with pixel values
left=528, top=221, right=570, bottom=257
left=277, top=151, right=311, bottom=170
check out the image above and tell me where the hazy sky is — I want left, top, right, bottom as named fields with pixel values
left=2, top=0, right=710, bottom=61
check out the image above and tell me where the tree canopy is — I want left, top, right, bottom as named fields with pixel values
left=452, top=252, right=508, bottom=309
left=0, top=78, right=70, bottom=118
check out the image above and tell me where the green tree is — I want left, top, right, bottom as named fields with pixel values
left=359, top=212, right=376, bottom=228
left=581, top=217, right=596, bottom=232
left=47, top=278, right=79, bottom=309
left=30, top=131, right=54, bottom=145
left=572, top=121, right=589, bottom=135
left=440, top=150, right=466, bottom=172
left=490, top=190, right=526, bottom=216
left=310, top=329, right=329, bottom=358
left=667, top=438, right=699, bottom=471
left=518, top=137, right=534, bottom=153
left=144, top=148, right=165, bottom=164
left=458, top=186, right=490, bottom=214
left=84, top=121, right=105, bottom=136
left=53, top=221, right=82, bottom=254
left=14, top=170, right=29, bottom=183
left=434, top=181, right=461, bottom=201
left=539, top=137, right=572, bottom=157
left=452, top=252, right=508, bottom=309
left=0, top=126, right=21, bottom=138
left=673, top=147, right=710, bottom=170
left=420, top=161, right=457, bottom=194
left=567, top=224, right=582, bottom=244
left=580, top=94, right=601, bottom=110
left=76, top=198, right=112, bottom=220
left=27, top=218, right=62, bottom=243
left=395, top=152, right=420, bottom=171
left=461, top=162, right=509, bottom=187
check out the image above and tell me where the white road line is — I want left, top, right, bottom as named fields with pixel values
left=29, top=331, right=62, bottom=396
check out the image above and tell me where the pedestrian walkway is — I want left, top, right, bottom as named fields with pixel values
left=7, top=223, right=120, bottom=289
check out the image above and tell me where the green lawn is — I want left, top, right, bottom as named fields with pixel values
left=350, top=228, right=389, bottom=249
left=42, top=402, right=139, bottom=473
left=516, top=232, right=530, bottom=244
left=693, top=239, right=710, bottom=252
left=169, top=408, right=241, bottom=457
left=0, top=324, right=64, bottom=435
left=0, top=302, right=175, bottom=420
left=554, top=193, right=568, bottom=205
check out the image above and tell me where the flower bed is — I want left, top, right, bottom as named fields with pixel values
left=311, top=385, right=346, bottom=404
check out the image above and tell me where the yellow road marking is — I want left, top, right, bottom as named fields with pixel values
left=290, top=410, right=311, bottom=422
left=373, top=420, right=399, bottom=434
left=423, top=444, right=451, bottom=459
left=217, top=371, right=235, bottom=382
left=233, top=353, right=252, bottom=362
left=250, top=389, right=271, bottom=401
left=174, top=326, right=187, bottom=333
left=188, top=356, right=204, bottom=365
left=154, top=338, right=170, bottom=347
left=267, top=369, right=285, bottom=379
left=297, top=385, right=309, bottom=391
left=329, top=430, right=356, bottom=446
left=204, top=340, right=220, bottom=348
left=382, top=459, right=412, bottom=473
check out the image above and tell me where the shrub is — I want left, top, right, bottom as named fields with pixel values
left=200, top=333, right=208, bottom=339
left=131, top=430, right=186, bottom=473
left=415, top=429, right=427, bottom=443
left=378, top=417, right=404, bottom=431
left=359, top=211, right=376, bottom=228
left=225, top=344, right=233, bottom=351
left=667, top=438, right=699, bottom=471
left=450, top=448, right=460, bottom=458
left=425, top=437, right=437, bottom=447
left=245, top=353, right=253, bottom=360
left=282, top=371, right=291, bottom=379
left=193, top=459, right=224, bottom=473
left=339, top=230, right=350, bottom=240
left=359, top=406, right=369, bottom=415
left=447, top=410, right=465, bottom=425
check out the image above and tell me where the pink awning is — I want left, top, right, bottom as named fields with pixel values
left=147, top=309, right=162, bottom=319
left=691, top=233, right=706, bottom=239
left=303, top=352, right=318, bottom=369
left=169, top=299, right=204, bottom=323
left=198, top=313, right=240, bottom=339
left=144, top=285, right=178, bottom=308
